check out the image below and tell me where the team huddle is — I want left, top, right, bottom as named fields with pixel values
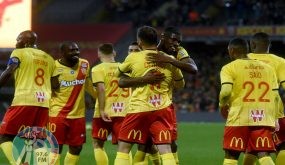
left=0, top=26, right=197, bottom=165
left=0, top=25, right=284, bottom=165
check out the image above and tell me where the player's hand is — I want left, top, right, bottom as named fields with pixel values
left=220, top=105, right=229, bottom=119
left=146, top=51, right=174, bottom=63
left=100, top=111, right=112, bottom=122
left=142, top=69, right=165, bottom=84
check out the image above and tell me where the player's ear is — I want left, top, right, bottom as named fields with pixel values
left=113, top=51, right=116, bottom=57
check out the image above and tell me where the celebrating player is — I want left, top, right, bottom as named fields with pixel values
left=114, top=25, right=185, bottom=165
left=219, top=38, right=278, bottom=165
left=48, top=41, right=96, bottom=165
left=243, top=32, right=285, bottom=165
left=0, top=30, right=55, bottom=165
left=91, top=43, right=132, bottom=165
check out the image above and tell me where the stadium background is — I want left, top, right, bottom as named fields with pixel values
left=1, top=0, right=285, bottom=164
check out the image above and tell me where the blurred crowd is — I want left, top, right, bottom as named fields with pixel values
left=173, top=46, right=229, bottom=113
left=106, top=0, right=285, bottom=27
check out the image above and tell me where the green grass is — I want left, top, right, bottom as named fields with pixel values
left=0, top=122, right=273, bottom=164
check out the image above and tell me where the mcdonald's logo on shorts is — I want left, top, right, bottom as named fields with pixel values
left=98, top=128, right=108, bottom=138
left=127, top=129, right=142, bottom=140
left=159, top=130, right=171, bottom=141
left=256, top=137, right=271, bottom=148
left=230, top=137, right=244, bottom=149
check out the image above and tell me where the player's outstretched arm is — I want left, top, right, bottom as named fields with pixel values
left=173, top=79, right=185, bottom=89
left=118, top=69, right=165, bottom=88
left=0, top=62, right=18, bottom=88
left=146, top=52, right=198, bottom=74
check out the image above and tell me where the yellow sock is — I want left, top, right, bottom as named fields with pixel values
left=223, top=158, right=238, bottom=165
left=133, top=150, right=146, bottom=164
left=0, top=141, right=16, bottom=165
left=64, top=152, right=79, bottom=165
left=161, top=153, right=175, bottom=165
left=276, top=150, right=285, bottom=165
left=258, top=156, right=274, bottom=165
left=114, top=152, right=130, bottom=165
left=144, top=154, right=149, bottom=164
left=94, top=148, right=108, bottom=165
left=173, top=152, right=179, bottom=164
left=149, top=152, right=161, bottom=165
left=243, top=153, right=257, bottom=165
left=129, top=151, right=133, bottom=165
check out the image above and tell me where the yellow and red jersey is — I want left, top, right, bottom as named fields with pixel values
left=248, top=53, right=285, bottom=118
left=176, top=46, right=190, bottom=61
left=49, top=58, right=90, bottom=118
left=220, top=59, right=278, bottom=127
left=91, top=62, right=131, bottom=117
left=118, top=50, right=184, bottom=113
left=11, top=48, right=55, bottom=108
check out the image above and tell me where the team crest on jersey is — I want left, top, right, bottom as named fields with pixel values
left=149, top=94, right=162, bottom=107
left=81, top=68, right=87, bottom=75
left=35, top=92, right=46, bottom=102
left=112, top=102, right=124, bottom=112
left=250, top=109, right=265, bottom=122
left=81, top=62, right=88, bottom=68
left=80, top=62, right=88, bottom=75
left=70, top=70, right=75, bottom=74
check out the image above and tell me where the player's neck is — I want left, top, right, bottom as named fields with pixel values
left=59, top=59, right=78, bottom=68
left=253, top=51, right=269, bottom=54
left=101, top=57, right=115, bottom=63
left=142, top=45, right=157, bottom=50
left=254, top=48, right=269, bottom=54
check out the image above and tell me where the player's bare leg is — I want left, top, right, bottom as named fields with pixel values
left=171, top=141, right=179, bottom=164
left=115, top=141, right=133, bottom=165
left=156, top=144, right=175, bottom=165
left=243, top=152, right=257, bottom=165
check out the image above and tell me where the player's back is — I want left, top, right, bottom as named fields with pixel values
left=222, top=59, right=278, bottom=127
left=120, top=50, right=183, bottom=112
left=248, top=53, right=285, bottom=118
left=92, top=62, right=131, bottom=117
left=248, top=53, right=285, bottom=83
left=11, top=48, right=55, bottom=107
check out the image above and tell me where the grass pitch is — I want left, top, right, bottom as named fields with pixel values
left=0, top=122, right=266, bottom=164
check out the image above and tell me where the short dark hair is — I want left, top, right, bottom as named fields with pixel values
left=163, top=26, right=181, bottom=36
left=98, top=43, right=114, bottom=55
left=60, top=41, right=75, bottom=52
left=130, top=41, right=138, bottom=46
left=229, top=38, right=248, bottom=54
left=137, top=26, right=158, bottom=46
left=251, top=32, right=270, bottom=46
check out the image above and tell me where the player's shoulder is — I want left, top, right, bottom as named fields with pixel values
left=91, top=62, right=104, bottom=71
left=268, top=53, right=285, bottom=61
left=178, top=46, right=188, bottom=54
